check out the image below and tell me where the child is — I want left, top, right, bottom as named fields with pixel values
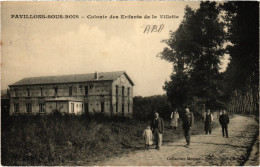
left=143, top=125, right=153, bottom=149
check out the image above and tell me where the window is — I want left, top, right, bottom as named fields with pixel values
left=116, top=85, right=118, bottom=95
left=40, top=87, right=43, bottom=96
left=85, top=86, right=88, bottom=95
left=39, top=104, right=45, bottom=113
left=128, top=87, right=130, bottom=96
left=101, top=102, right=104, bottom=113
left=71, top=103, right=74, bottom=113
left=14, top=88, right=18, bottom=97
left=116, top=102, right=118, bottom=112
left=54, top=86, right=58, bottom=97
left=89, top=84, right=94, bottom=89
left=27, top=87, right=30, bottom=97
left=26, top=104, right=32, bottom=113
left=122, top=86, right=125, bottom=96
left=14, top=104, right=19, bottom=113
left=69, top=86, right=72, bottom=96
left=128, top=103, right=130, bottom=113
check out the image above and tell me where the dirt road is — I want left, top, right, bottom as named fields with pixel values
left=97, top=115, right=258, bottom=166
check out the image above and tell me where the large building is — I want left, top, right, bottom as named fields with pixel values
left=9, top=71, right=134, bottom=117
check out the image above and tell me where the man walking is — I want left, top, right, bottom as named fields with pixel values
left=182, top=108, right=194, bottom=147
left=219, top=110, right=229, bottom=138
left=151, top=112, right=164, bottom=150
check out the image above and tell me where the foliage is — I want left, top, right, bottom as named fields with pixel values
left=133, top=95, right=172, bottom=121
left=218, top=2, right=259, bottom=115
left=220, top=2, right=259, bottom=115
left=221, top=2, right=259, bottom=94
left=1, top=114, right=142, bottom=165
left=2, top=113, right=207, bottom=165
left=159, top=1, right=259, bottom=116
left=159, top=2, right=226, bottom=114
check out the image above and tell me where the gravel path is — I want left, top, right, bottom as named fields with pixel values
left=97, top=115, right=258, bottom=166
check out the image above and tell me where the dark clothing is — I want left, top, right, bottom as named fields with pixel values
left=219, top=114, right=229, bottom=125
left=151, top=117, right=164, bottom=148
left=219, top=114, right=229, bottom=137
left=184, top=128, right=191, bottom=145
left=205, top=122, right=212, bottom=134
left=154, top=119, right=158, bottom=130
left=221, top=124, right=228, bottom=137
left=205, top=113, right=213, bottom=134
left=153, top=129, right=162, bottom=148
left=182, top=112, right=194, bottom=130
left=151, top=117, right=164, bottom=133
left=182, top=112, right=194, bottom=145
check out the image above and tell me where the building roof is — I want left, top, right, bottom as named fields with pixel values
left=10, top=71, right=134, bottom=86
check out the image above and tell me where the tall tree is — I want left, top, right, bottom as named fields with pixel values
left=221, top=2, right=259, bottom=115
left=159, top=2, right=225, bottom=112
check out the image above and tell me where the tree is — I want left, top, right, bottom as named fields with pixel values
left=159, top=2, right=226, bottom=113
left=133, top=95, right=171, bottom=121
left=222, top=2, right=258, bottom=92
left=221, top=2, right=259, bottom=115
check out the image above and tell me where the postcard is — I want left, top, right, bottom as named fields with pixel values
left=1, top=1, right=259, bottom=166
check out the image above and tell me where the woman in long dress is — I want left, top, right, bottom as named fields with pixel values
left=204, top=109, right=213, bottom=134
left=170, top=109, right=179, bottom=130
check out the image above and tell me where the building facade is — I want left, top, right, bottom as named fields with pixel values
left=9, top=71, right=134, bottom=117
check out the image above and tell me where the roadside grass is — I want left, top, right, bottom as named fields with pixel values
left=1, top=113, right=219, bottom=166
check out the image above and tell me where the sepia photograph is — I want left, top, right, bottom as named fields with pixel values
left=1, top=1, right=259, bottom=166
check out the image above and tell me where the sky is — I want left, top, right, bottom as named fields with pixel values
left=1, top=1, right=228, bottom=97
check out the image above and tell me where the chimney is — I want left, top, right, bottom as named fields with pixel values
left=94, top=71, right=98, bottom=80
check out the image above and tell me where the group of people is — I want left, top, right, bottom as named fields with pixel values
left=143, top=108, right=230, bottom=150
left=143, top=112, right=164, bottom=150
left=203, top=109, right=229, bottom=138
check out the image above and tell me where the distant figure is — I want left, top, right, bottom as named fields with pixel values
left=182, top=108, right=194, bottom=147
left=151, top=112, right=164, bottom=150
left=170, top=109, right=179, bottom=130
left=143, top=125, right=153, bottom=149
left=219, top=110, right=229, bottom=138
left=204, top=109, right=213, bottom=134
left=217, top=110, right=223, bottom=119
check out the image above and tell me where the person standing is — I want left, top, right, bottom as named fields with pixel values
left=217, top=110, right=222, bottom=119
left=170, top=109, right=179, bottom=130
left=182, top=108, right=194, bottom=147
left=204, top=109, right=213, bottom=134
left=219, top=110, right=229, bottom=138
left=151, top=112, right=164, bottom=150
left=143, top=125, right=153, bottom=150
